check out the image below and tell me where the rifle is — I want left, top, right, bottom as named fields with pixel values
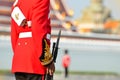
left=45, top=30, right=61, bottom=80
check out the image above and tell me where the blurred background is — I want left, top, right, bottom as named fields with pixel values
left=0, top=0, right=120, bottom=80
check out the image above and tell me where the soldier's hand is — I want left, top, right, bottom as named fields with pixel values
left=46, top=62, right=55, bottom=75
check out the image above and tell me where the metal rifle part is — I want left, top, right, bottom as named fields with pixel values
left=46, top=30, right=61, bottom=80
left=52, top=42, right=56, bottom=56
left=53, top=30, right=61, bottom=63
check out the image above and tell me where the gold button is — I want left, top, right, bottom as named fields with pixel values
left=25, top=42, right=27, bottom=45
left=18, top=43, right=20, bottom=45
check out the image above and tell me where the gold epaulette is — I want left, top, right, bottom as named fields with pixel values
left=40, top=39, right=53, bottom=66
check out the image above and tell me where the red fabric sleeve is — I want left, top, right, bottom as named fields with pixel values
left=11, top=18, right=19, bottom=53
left=31, top=0, right=51, bottom=57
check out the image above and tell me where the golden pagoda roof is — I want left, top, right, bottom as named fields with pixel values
left=0, top=0, right=76, bottom=34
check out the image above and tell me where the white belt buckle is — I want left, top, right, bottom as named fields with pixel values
left=19, top=32, right=32, bottom=38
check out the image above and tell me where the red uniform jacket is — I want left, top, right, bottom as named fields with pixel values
left=11, top=0, right=51, bottom=74
left=62, top=55, right=71, bottom=68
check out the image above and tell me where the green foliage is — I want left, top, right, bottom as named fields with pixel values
left=0, top=70, right=11, bottom=75
left=0, top=70, right=118, bottom=76
left=55, top=70, right=118, bottom=75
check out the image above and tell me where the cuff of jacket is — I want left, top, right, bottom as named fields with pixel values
left=41, top=58, right=53, bottom=66
left=41, top=56, right=53, bottom=66
left=40, top=39, right=53, bottom=66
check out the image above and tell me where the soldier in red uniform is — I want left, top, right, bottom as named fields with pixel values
left=62, top=49, right=71, bottom=78
left=10, top=0, right=55, bottom=80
